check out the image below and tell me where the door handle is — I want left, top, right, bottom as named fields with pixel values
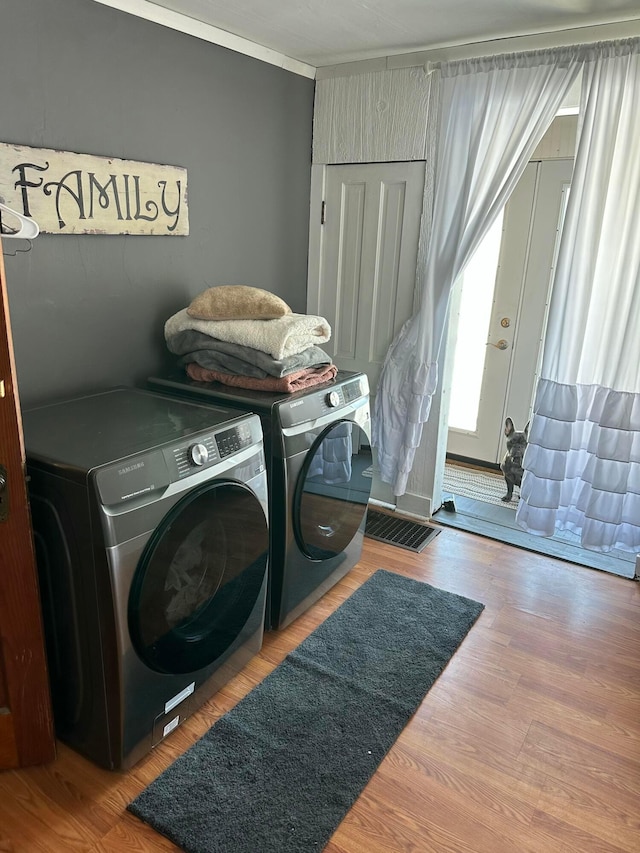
left=485, top=339, right=509, bottom=350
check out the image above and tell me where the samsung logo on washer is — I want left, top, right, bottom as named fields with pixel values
left=119, top=461, right=145, bottom=476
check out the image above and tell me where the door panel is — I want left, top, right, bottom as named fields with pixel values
left=316, top=162, right=425, bottom=393
left=0, top=236, right=56, bottom=769
left=447, top=158, right=573, bottom=464
left=506, top=159, right=573, bottom=431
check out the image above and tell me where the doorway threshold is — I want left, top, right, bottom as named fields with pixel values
left=433, top=494, right=635, bottom=579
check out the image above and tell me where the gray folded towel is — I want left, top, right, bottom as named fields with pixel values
left=168, top=329, right=332, bottom=378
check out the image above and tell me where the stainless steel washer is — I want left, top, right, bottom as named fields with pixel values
left=24, top=387, right=269, bottom=769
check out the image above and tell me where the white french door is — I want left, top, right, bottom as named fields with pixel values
left=447, top=158, right=573, bottom=464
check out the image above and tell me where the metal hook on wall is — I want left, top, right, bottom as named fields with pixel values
left=3, top=239, right=34, bottom=257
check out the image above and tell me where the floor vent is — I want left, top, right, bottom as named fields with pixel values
left=365, top=509, right=440, bottom=553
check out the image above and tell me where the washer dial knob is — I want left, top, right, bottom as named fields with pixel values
left=188, top=443, right=209, bottom=466
left=326, top=390, right=340, bottom=408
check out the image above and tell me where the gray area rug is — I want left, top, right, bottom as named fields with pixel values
left=128, top=569, right=484, bottom=853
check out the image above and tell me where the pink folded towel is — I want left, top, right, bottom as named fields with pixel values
left=186, top=362, right=338, bottom=393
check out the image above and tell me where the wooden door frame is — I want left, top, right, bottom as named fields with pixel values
left=0, top=235, right=55, bottom=769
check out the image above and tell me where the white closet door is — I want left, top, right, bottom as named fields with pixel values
left=310, top=161, right=425, bottom=396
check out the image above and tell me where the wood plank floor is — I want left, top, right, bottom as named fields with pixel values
left=1, top=523, right=639, bottom=852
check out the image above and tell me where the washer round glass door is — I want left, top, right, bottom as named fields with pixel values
left=294, top=419, right=371, bottom=560
left=129, top=481, right=268, bottom=674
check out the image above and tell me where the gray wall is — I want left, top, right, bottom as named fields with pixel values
left=0, top=0, right=314, bottom=406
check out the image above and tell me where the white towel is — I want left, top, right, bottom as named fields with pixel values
left=165, top=308, right=331, bottom=360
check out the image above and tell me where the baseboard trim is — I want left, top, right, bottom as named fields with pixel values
left=368, top=497, right=396, bottom=511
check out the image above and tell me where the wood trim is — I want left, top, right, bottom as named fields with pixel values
left=0, top=711, right=19, bottom=768
left=0, top=237, right=55, bottom=768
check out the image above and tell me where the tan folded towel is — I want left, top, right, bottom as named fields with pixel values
left=187, top=285, right=292, bottom=321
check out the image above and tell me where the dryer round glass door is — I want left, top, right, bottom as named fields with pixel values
left=128, top=481, right=268, bottom=674
left=293, top=419, right=371, bottom=560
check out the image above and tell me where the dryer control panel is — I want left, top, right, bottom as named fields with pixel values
left=278, top=374, right=369, bottom=429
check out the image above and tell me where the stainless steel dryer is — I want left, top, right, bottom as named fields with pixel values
left=147, top=371, right=371, bottom=630
left=23, top=387, right=268, bottom=770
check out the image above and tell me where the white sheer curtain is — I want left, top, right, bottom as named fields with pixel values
left=517, top=38, right=640, bottom=554
left=372, top=48, right=582, bottom=496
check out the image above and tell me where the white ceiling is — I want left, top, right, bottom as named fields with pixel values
left=142, top=0, right=640, bottom=67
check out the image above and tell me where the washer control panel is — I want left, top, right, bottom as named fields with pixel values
left=214, top=421, right=254, bottom=459
left=188, top=443, right=209, bottom=466
left=172, top=434, right=219, bottom=476
left=95, top=414, right=261, bottom=504
left=171, top=420, right=254, bottom=474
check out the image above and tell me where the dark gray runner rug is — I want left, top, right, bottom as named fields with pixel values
left=128, top=569, right=484, bottom=853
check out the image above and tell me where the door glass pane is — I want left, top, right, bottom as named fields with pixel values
left=295, top=422, right=371, bottom=560
left=449, top=211, right=505, bottom=432
left=129, top=482, right=268, bottom=674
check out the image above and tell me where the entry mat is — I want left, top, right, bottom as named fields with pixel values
left=442, top=463, right=517, bottom=509
left=128, top=570, right=484, bottom=853
left=365, top=507, right=440, bottom=552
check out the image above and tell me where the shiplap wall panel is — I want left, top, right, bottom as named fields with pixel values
left=313, top=67, right=433, bottom=164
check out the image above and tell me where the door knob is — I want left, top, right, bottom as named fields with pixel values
left=486, top=339, right=509, bottom=350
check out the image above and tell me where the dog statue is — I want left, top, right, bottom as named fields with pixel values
left=500, top=418, right=529, bottom=502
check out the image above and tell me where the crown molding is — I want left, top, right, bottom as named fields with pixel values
left=91, top=0, right=316, bottom=78
left=316, top=17, right=640, bottom=78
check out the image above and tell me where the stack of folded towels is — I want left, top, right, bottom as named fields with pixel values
left=164, top=285, right=337, bottom=393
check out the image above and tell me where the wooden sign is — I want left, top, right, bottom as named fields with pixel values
left=0, top=143, right=188, bottom=235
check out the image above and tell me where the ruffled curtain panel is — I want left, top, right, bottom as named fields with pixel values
left=516, top=39, right=640, bottom=553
